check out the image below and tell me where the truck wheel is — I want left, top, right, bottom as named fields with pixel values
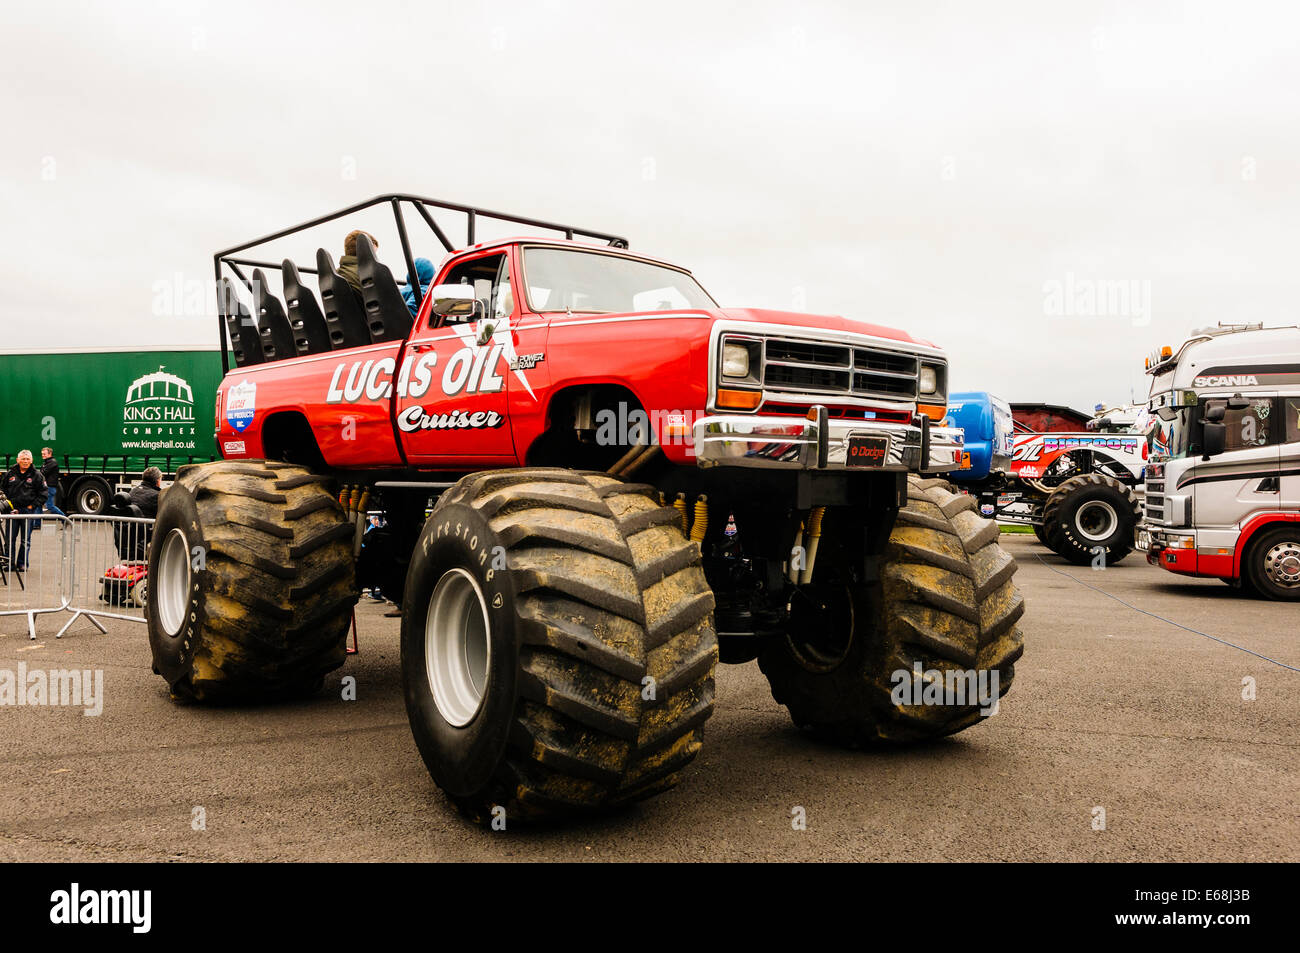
left=145, top=461, right=357, bottom=701
left=1033, top=523, right=1049, bottom=545
left=401, top=468, right=717, bottom=822
left=1243, top=526, right=1300, bottom=601
left=72, top=477, right=111, bottom=514
left=1041, top=473, right=1140, bottom=566
left=758, top=476, right=1025, bottom=744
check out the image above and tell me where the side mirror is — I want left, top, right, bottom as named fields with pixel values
left=1202, top=421, right=1226, bottom=459
left=428, top=284, right=477, bottom=318
left=1203, top=402, right=1226, bottom=422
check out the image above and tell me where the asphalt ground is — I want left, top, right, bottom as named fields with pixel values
left=1, top=532, right=1296, bottom=861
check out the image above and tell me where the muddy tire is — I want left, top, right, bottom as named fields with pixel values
left=1041, top=473, right=1140, bottom=566
left=758, top=475, right=1024, bottom=744
left=401, top=468, right=717, bottom=823
left=145, top=461, right=357, bottom=702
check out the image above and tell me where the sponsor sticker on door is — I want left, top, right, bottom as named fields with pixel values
left=226, top=380, right=256, bottom=432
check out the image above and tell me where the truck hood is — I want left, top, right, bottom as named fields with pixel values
left=714, top=308, right=940, bottom=351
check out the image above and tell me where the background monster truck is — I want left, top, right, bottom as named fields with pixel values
left=949, top=392, right=1148, bottom=565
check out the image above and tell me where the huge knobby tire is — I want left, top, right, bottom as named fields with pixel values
left=758, top=476, right=1025, bottom=744
left=146, top=461, right=357, bottom=701
left=1041, top=473, right=1140, bottom=566
left=401, top=468, right=717, bottom=822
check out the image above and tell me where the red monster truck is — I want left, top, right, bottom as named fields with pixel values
left=145, top=195, right=1025, bottom=821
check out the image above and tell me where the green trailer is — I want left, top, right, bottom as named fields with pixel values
left=0, top=347, right=223, bottom=513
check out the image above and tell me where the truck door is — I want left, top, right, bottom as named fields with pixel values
left=1282, top=397, right=1300, bottom=509
left=395, top=250, right=526, bottom=466
left=1191, top=396, right=1281, bottom=531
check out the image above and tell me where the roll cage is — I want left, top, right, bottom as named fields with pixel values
left=212, top=194, right=629, bottom=374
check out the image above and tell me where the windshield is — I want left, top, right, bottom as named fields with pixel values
left=522, top=247, right=716, bottom=314
left=1149, top=397, right=1278, bottom=460
left=1149, top=407, right=1196, bottom=461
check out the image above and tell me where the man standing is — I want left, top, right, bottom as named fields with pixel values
left=40, top=448, right=65, bottom=517
left=2, top=450, right=47, bottom=572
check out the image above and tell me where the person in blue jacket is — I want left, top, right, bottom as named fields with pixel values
left=402, top=258, right=435, bottom=317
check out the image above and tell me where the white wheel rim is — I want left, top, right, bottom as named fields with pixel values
left=1076, top=500, right=1119, bottom=542
left=157, top=528, right=191, bottom=636
left=1263, top=540, right=1300, bottom=589
left=425, top=568, right=491, bottom=727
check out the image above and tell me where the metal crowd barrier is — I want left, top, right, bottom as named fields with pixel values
left=60, top=514, right=155, bottom=638
left=0, top=511, right=155, bottom=639
left=0, top=512, right=72, bottom=639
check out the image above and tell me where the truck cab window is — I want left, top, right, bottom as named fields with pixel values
left=433, top=253, right=508, bottom=327
left=1222, top=399, right=1276, bottom=451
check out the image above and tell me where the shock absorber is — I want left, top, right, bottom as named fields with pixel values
left=798, top=506, right=826, bottom=585
left=690, top=495, right=709, bottom=544
left=673, top=493, right=689, bottom=536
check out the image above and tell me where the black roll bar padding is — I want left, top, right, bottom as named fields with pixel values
left=355, top=233, right=413, bottom=344
left=251, top=268, right=298, bottom=361
left=226, top=257, right=321, bottom=276
left=218, top=277, right=265, bottom=367
left=282, top=258, right=332, bottom=355
left=316, top=248, right=371, bottom=350
left=216, top=259, right=230, bottom=375
left=213, top=194, right=627, bottom=264
left=411, top=201, right=456, bottom=253
left=391, top=198, right=421, bottom=318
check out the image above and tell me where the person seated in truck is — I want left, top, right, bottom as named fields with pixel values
left=40, top=448, right=65, bottom=518
left=128, top=467, right=162, bottom=520
left=1, top=450, right=47, bottom=571
left=401, top=257, right=435, bottom=317
left=337, top=230, right=378, bottom=301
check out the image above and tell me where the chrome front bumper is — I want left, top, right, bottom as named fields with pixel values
left=692, top=409, right=964, bottom=472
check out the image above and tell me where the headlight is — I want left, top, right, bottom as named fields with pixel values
left=919, top=366, right=938, bottom=395
left=722, top=343, right=750, bottom=379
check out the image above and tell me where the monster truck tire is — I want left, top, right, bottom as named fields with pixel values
left=1041, top=473, right=1140, bottom=566
left=1033, top=522, right=1049, bottom=545
left=758, top=475, right=1025, bottom=744
left=401, top=468, right=717, bottom=822
left=145, top=461, right=357, bottom=702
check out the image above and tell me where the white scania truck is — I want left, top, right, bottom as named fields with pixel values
left=1139, top=324, right=1300, bottom=600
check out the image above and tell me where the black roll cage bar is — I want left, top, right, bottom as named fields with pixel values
left=213, top=193, right=629, bottom=374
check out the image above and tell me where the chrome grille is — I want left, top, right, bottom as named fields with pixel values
left=1145, top=476, right=1165, bottom=523
left=760, top=336, right=921, bottom=402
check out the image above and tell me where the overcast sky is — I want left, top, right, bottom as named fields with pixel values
left=4, top=0, right=1299, bottom=411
